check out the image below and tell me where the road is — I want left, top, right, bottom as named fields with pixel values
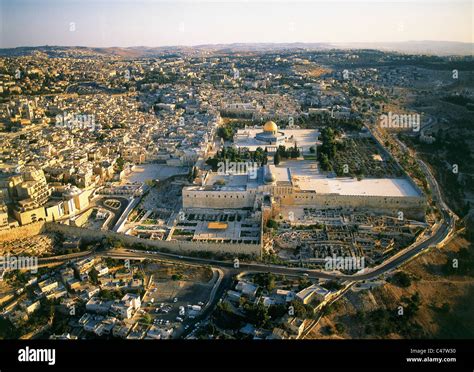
left=36, top=121, right=456, bottom=332
left=299, top=282, right=355, bottom=339
left=99, top=213, right=451, bottom=283
left=96, top=122, right=456, bottom=330
left=181, top=268, right=232, bottom=339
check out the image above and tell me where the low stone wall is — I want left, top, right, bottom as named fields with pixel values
left=183, top=187, right=426, bottom=220
left=0, top=221, right=45, bottom=243
left=71, top=208, right=94, bottom=227
left=183, top=189, right=254, bottom=209
left=38, top=249, right=93, bottom=263
left=282, top=193, right=426, bottom=220
left=45, top=222, right=261, bottom=257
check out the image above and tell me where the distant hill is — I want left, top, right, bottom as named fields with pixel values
left=0, top=41, right=472, bottom=57
left=332, top=41, right=473, bottom=56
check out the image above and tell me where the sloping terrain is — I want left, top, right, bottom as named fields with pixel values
left=309, top=233, right=474, bottom=339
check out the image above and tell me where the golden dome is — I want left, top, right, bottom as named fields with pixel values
left=263, top=121, right=278, bottom=133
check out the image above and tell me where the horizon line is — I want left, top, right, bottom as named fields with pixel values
left=2, top=40, right=473, bottom=49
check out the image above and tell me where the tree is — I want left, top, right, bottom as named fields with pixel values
left=187, top=166, right=199, bottom=183
left=244, top=303, right=270, bottom=328
left=297, top=276, right=311, bottom=291
left=290, top=143, right=300, bottom=158
left=142, top=313, right=152, bottom=325
left=321, top=280, right=343, bottom=291
left=253, top=273, right=276, bottom=292
left=319, top=153, right=332, bottom=171
left=217, top=126, right=234, bottom=141
left=266, top=219, right=278, bottom=229
left=268, top=304, right=287, bottom=319
left=274, top=152, right=281, bottom=166
left=218, top=301, right=232, bottom=314
left=325, top=325, right=335, bottom=335
left=389, top=271, right=411, bottom=288
left=335, top=323, right=345, bottom=333
left=239, top=296, right=248, bottom=308
left=89, top=268, right=100, bottom=285
left=466, top=212, right=474, bottom=241
left=319, top=127, right=337, bottom=161
left=116, top=157, right=125, bottom=172
left=277, top=145, right=287, bottom=158
left=205, top=157, right=219, bottom=171
left=289, top=300, right=313, bottom=319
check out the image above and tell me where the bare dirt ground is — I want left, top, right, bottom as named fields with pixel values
left=141, top=262, right=215, bottom=329
left=294, top=64, right=332, bottom=78
left=308, top=232, right=474, bottom=339
left=0, top=233, right=58, bottom=257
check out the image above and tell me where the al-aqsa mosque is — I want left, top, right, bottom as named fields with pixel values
left=183, top=120, right=426, bottom=222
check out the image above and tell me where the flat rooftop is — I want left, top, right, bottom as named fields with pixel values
left=187, top=160, right=422, bottom=198
left=284, top=160, right=422, bottom=197
left=268, top=165, right=291, bottom=184
left=294, top=176, right=421, bottom=197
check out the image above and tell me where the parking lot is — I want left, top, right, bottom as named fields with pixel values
left=141, top=262, right=216, bottom=336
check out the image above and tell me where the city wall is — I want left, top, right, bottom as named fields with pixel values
left=44, top=222, right=261, bottom=257
left=0, top=221, right=45, bottom=243
left=183, top=189, right=426, bottom=220
left=284, top=193, right=426, bottom=220
left=183, top=189, right=255, bottom=209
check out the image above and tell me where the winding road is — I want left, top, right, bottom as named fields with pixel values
left=37, top=123, right=457, bottom=335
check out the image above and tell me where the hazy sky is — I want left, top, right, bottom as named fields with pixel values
left=0, top=0, right=472, bottom=48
